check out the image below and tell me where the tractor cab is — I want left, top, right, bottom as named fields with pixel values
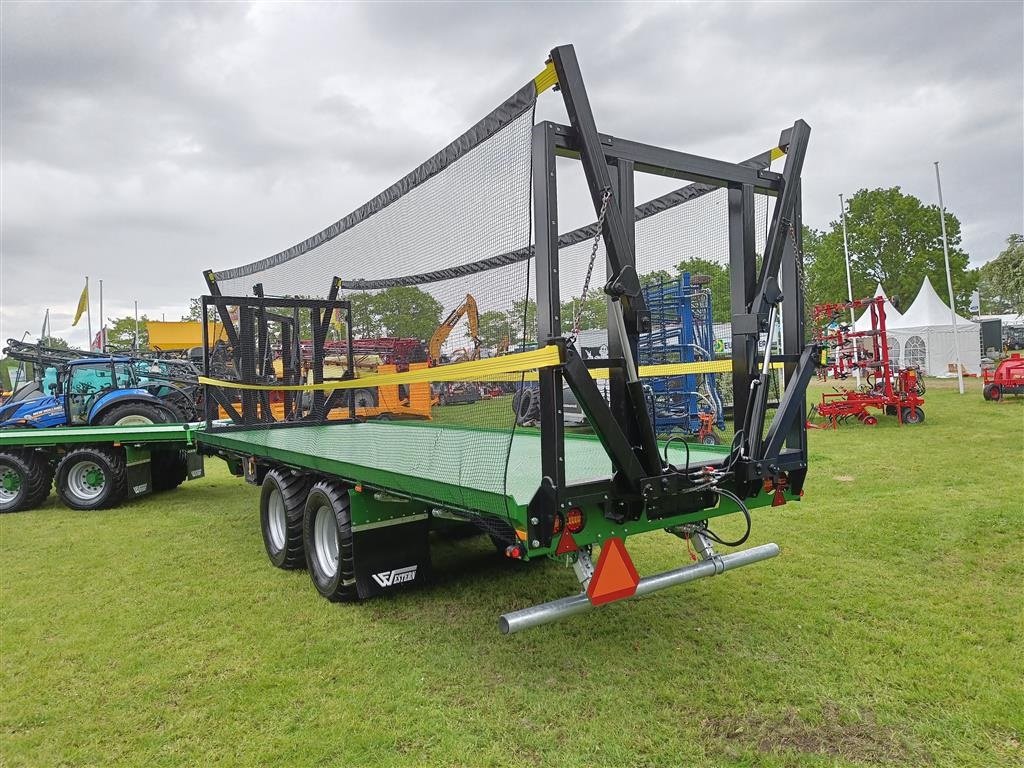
left=63, top=359, right=139, bottom=425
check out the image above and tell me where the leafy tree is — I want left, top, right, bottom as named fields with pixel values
left=509, top=299, right=537, bottom=344
left=476, top=310, right=511, bottom=348
left=182, top=298, right=215, bottom=323
left=39, top=335, right=75, bottom=350
left=561, top=289, right=606, bottom=331
left=346, top=293, right=381, bottom=338
left=803, top=187, right=976, bottom=313
left=372, top=286, right=443, bottom=341
left=977, top=234, right=1024, bottom=314
left=104, top=315, right=149, bottom=351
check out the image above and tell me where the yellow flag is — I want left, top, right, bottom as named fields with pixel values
left=72, top=281, right=89, bottom=326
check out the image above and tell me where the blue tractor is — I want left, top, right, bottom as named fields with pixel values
left=0, top=357, right=199, bottom=429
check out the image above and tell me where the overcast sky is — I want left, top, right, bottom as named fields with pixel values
left=2, top=1, right=1022, bottom=349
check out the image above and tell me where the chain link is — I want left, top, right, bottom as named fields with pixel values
left=573, top=187, right=613, bottom=334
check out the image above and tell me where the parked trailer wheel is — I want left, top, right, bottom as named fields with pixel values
left=988, top=384, right=1002, bottom=402
left=302, top=481, right=358, bottom=601
left=260, top=469, right=310, bottom=570
left=701, top=432, right=721, bottom=445
left=982, top=384, right=993, bottom=401
left=901, top=406, right=925, bottom=424
left=55, top=447, right=127, bottom=510
left=0, top=451, right=53, bottom=513
left=150, top=449, right=188, bottom=492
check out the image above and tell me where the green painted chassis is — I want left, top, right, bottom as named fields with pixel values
left=196, top=422, right=795, bottom=559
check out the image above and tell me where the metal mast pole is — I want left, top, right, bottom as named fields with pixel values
left=839, top=194, right=861, bottom=386
left=99, top=279, right=104, bottom=352
left=85, top=276, right=93, bottom=351
left=934, top=161, right=964, bottom=394
left=134, top=300, right=139, bottom=354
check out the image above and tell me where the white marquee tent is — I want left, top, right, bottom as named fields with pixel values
left=887, top=276, right=980, bottom=375
left=854, top=284, right=903, bottom=331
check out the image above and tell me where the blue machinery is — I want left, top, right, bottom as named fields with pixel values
left=638, top=273, right=726, bottom=443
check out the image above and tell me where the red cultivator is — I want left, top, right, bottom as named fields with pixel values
left=809, top=297, right=925, bottom=428
left=982, top=353, right=1024, bottom=401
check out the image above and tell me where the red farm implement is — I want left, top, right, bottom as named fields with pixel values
left=983, top=353, right=1024, bottom=401
left=809, top=296, right=925, bottom=428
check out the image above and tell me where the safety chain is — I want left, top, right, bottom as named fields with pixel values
left=573, top=187, right=613, bottom=334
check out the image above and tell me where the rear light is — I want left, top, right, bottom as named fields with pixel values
left=566, top=507, right=585, bottom=533
left=552, top=512, right=563, bottom=535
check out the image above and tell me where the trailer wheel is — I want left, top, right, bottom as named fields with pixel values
left=303, top=481, right=358, bottom=601
left=97, top=402, right=167, bottom=426
left=352, top=388, right=378, bottom=409
left=901, top=406, right=925, bottom=424
left=261, top=469, right=310, bottom=570
left=701, top=432, right=721, bottom=445
left=0, top=451, right=53, bottom=513
left=988, top=384, right=1002, bottom=402
left=55, top=447, right=127, bottom=510
left=982, top=384, right=993, bottom=401
left=150, top=449, right=188, bottom=492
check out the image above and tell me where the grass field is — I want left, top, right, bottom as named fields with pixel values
left=2, top=378, right=1021, bottom=767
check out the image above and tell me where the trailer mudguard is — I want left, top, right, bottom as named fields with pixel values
left=348, top=490, right=431, bottom=599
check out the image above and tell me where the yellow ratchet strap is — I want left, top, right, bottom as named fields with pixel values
left=198, top=345, right=563, bottom=392
left=533, top=60, right=558, bottom=95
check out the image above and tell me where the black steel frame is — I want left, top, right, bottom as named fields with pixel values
left=527, top=44, right=813, bottom=547
left=200, top=288, right=355, bottom=432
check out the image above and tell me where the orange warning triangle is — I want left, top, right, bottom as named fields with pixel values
left=587, top=537, right=640, bottom=606
left=555, top=528, right=578, bottom=555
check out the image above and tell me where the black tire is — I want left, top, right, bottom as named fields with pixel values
left=261, top=469, right=310, bottom=570
left=516, top=387, right=539, bottom=426
left=701, top=432, right=721, bottom=445
left=901, top=406, right=925, bottom=425
left=302, top=481, right=358, bottom=601
left=982, top=384, right=993, bottom=401
left=0, top=451, right=52, bottom=513
left=511, top=389, right=523, bottom=414
left=96, top=402, right=167, bottom=426
left=55, top=447, right=127, bottom=510
left=989, top=385, right=1002, bottom=402
left=151, top=449, right=188, bottom=492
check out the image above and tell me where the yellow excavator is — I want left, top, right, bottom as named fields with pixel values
left=428, top=294, right=480, bottom=364
left=429, top=294, right=482, bottom=405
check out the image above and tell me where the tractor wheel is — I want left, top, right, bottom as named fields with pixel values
left=982, top=384, right=993, bottom=401
left=55, top=447, right=127, bottom=510
left=516, top=387, right=539, bottom=426
left=0, top=451, right=52, bottom=513
left=261, top=468, right=310, bottom=570
left=303, top=481, right=358, bottom=601
left=701, top=432, right=722, bottom=445
left=150, top=449, right=188, bottom=492
left=863, top=415, right=878, bottom=426
left=901, top=406, right=925, bottom=424
left=511, top=389, right=523, bottom=414
left=97, top=402, right=167, bottom=426
left=988, top=384, right=1002, bottom=402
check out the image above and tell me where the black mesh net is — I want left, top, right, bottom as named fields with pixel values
left=206, top=90, right=538, bottom=513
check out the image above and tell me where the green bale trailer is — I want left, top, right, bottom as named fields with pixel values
left=0, top=424, right=204, bottom=513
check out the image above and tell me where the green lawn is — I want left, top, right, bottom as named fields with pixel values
left=2, top=378, right=1021, bottom=767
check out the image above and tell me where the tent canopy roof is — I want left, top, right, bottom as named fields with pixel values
left=855, top=283, right=903, bottom=330
left=890, top=276, right=976, bottom=329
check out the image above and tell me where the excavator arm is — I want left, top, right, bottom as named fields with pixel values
left=428, top=294, right=480, bottom=362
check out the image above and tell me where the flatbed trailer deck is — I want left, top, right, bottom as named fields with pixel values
left=0, top=423, right=204, bottom=513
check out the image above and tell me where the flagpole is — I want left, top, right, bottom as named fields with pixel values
left=99, top=279, right=105, bottom=353
left=41, top=308, right=49, bottom=342
left=134, top=300, right=139, bottom=355
left=934, top=161, right=964, bottom=394
left=85, top=276, right=93, bottom=351
left=839, top=194, right=862, bottom=387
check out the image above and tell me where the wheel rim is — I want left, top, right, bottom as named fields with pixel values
left=267, top=488, right=286, bottom=551
left=67, top=461, right=105, bottom=501
left=114, top=414, right=155, bottom=426
left=313, top=504, right=339, bottom=578
left=0, top=467, right=22, bottom=502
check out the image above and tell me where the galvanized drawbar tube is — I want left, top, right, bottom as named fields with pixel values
left=498, top=542, right=780, bottom=635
